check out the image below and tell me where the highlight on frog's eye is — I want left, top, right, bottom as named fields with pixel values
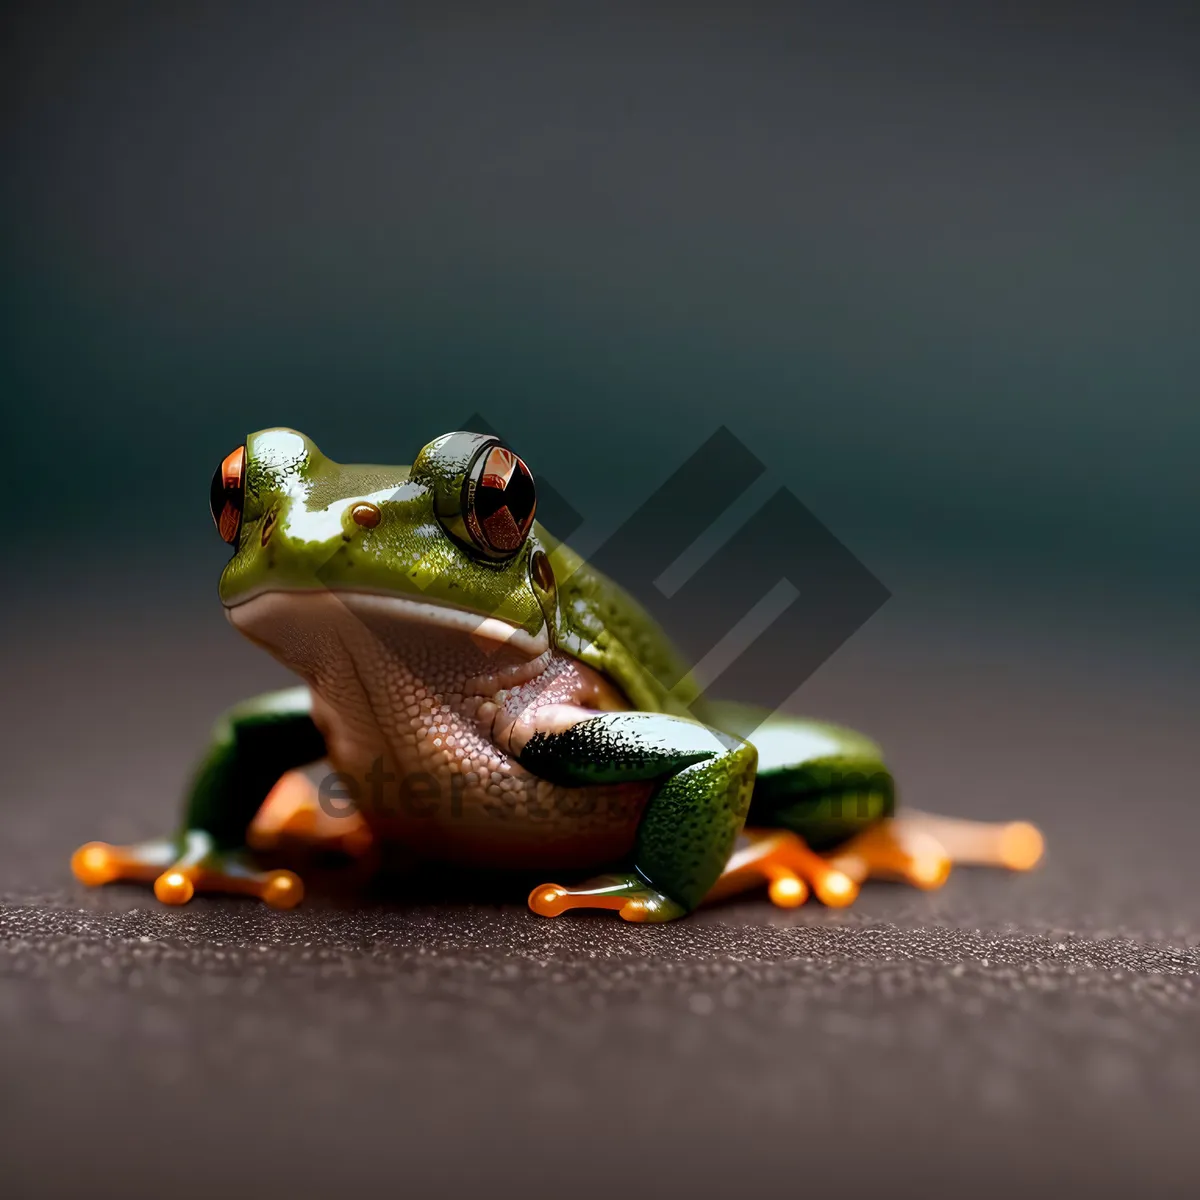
left=209, top=444, right=246, bottom=545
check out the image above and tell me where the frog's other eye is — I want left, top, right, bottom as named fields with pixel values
left=423, top=432, right=538, bottom=561
left=210, top=445, right=246, bottom=545
left=462, top=443, right=537, bottom=559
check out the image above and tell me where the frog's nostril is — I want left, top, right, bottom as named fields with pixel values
left=210, top=445, right=246, bottom=545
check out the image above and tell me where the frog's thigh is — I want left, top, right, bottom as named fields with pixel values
left=248, top=770, right=374, bottom=858
left=520, top=712, right=757, bottom=921
left=746, top=712, right=895, bottom=851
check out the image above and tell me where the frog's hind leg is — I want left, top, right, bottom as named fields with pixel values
left=703, top=702, right=1039, bottom=907
left=700, top=815, right=1042, bottom=911
left=247, top=770, right=374, bottom=858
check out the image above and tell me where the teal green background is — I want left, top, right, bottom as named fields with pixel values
left=3, top=4, right=1197, bottom=619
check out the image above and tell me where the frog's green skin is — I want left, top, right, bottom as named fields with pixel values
left=99, top=429, right=896, bottom=919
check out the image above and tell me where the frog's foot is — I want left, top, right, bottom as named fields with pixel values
left=528, top=873, right=687, bottom=923
left=247, top=770, right=374, bottom=857
left=704, top=828, right=861, bottom=909
left=827, top=812, right=1043, bottom=890
left=824, top=819, right=952, bottom=891
left=71, top=830, right=305, bottom=909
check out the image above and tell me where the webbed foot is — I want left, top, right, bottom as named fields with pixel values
left=71, top=830, right=305, bottom=909
left=528, top=873, right=687, bottom=923
left=703, top=813, right=1044, bottom=910
left=827, top=812, right=1043, bottom=889
left=704, top=828, right=861, bottom=909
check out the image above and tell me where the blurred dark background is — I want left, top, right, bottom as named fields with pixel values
left=4, top=1, right=1198, bottom=594
left=2, top=4, right=1198, bottom=1199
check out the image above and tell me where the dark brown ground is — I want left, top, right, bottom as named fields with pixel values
left=2, top=570, right=1197, bottom=1200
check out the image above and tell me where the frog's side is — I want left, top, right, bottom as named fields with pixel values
left=72, top=429, right=1044, bottom=920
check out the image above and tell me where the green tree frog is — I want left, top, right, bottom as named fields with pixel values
left=72, top=429, right=1043, bottom=921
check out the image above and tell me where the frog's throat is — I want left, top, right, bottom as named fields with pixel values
left=224, top=588, right=550, bottom=661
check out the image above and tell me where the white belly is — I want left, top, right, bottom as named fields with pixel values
left=231, top=588, right=651, bottom=868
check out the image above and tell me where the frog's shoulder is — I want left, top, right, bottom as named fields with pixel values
left=545, top=532, right=699, bottom=717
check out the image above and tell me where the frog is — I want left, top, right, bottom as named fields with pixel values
left=72, top=428, right=1044, bottom=921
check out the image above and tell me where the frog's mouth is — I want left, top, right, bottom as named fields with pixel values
left=225, top=586, right=631, bottom=785
left=225, top=587, right=550, bottom=672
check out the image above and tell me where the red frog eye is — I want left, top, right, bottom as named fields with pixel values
left=209, top=445, right=246, bottom=545
left=464, top=444, right=537, bottom=558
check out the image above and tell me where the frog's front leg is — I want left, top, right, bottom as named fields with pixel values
left=519, top=713, right=757, bottom=923
left=71, top=686, right=326, bottom=909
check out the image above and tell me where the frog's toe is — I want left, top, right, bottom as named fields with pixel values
left=890, top=811, right=1044, bottom=871
left=528, top=874, right=686, bottom=923
left=151, top=832, right=305, bottom=909
left=828, top=812, right=1043, bottom=886
left=72, top=837, right=177, bottom=887
left=825, top=820, right=952, bottom=890
left=705, top=828, right=860, bottom=910
left=152, top=859, right=304, bottom=910
left=72, top=830, right=305, bottom=910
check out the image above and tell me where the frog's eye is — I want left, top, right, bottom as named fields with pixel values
left=209, top=445, right=246, bottom=545
left=423, top=432, right=537, bottom=561
left=461, top=443, right=537, bottom=559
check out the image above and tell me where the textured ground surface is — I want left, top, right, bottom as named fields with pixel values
left=2, top=575, right=1197, bottom=1200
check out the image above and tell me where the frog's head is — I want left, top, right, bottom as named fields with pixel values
left=210, top=428, right=558, bottom=673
